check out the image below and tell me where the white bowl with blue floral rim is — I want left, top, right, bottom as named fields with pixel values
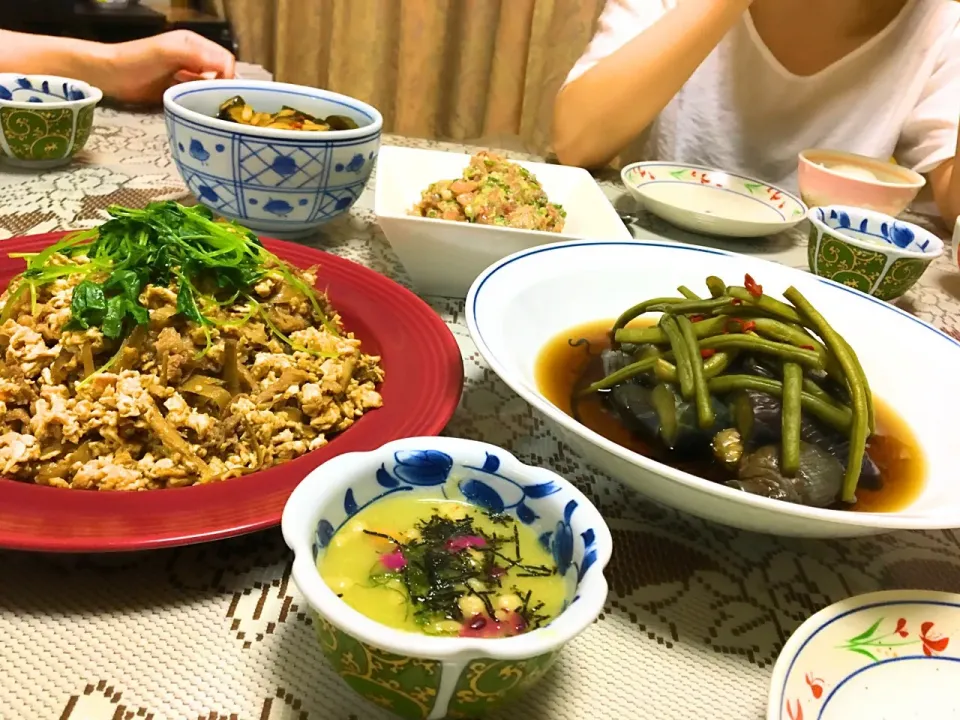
left=807, top=205, right=943, bottom=301
left=0, top=74, right=101, bottom=168
left=281, top=436, right=612, bottom=720
left=163, top=80, right=382, bottom=239
left=621, top=161, right=808, bottom=238
left=768, top=590, right=960, bottom=720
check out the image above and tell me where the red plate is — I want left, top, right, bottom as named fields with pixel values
left=0, top=233, right=463, bottom=552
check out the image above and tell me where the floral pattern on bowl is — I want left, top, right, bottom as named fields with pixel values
left=806, top=205, right=943, bottom=301
left=768, top=590, right=960, bottom=720
left=282, top=437, right=612, bottom=719
left=0, top=75, right=101, bottom=168
left=621, top=162, right=807, bottom=239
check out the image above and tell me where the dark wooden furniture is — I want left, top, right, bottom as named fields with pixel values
left=0, top=1, right=235, bottom=53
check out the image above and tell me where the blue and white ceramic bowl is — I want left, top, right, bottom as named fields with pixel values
left=0, top=75, right=101, bottom=168
left=806, top=205, right=943, bottom=301
left=282, top=436, right=612, bottom=719
left=163, top=80, right=382, bottom=238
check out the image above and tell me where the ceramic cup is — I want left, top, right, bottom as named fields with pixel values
left=282, top=436, right=612, bottom=719
left=798, top=149, right=925, bottom=217
left=806, top=205, right=943, bottom=300
left=0, top=75, right=101, bottom=168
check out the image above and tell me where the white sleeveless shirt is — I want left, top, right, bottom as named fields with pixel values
left=565, top=0, right=960, bottom=192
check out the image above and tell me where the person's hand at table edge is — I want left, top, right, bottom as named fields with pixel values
left=0, top=29, right=236, bottom=105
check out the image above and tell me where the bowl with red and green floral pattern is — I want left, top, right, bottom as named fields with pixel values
left=282, top=436, right=612, bottom=720
left=768, top=590, right=959, bottom=720
left=806, top=205, right=943, bottom=301
left=0, top=74, right=101, bottom=169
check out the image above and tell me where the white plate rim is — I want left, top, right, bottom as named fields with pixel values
left=621, top=161, right=808, bottom=230
left=767, top=589, right=960, bottom=720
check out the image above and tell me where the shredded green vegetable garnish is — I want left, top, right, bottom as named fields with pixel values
left=1, top=202, right=337, bottom=353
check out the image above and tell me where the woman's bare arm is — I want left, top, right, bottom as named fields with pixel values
left=554, top=0, right=753, bottom=169
left=0, top=30, right=235, bottom=104
left=0, top=31, right=112, bottom=85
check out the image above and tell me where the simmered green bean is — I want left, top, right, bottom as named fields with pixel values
left=678, top=315, right=714, bottom=429
left=751, top=318, right=844, bottom=382
left=615, top=316, right=728, bottom=345
left=663, top=297, right=735, bottom=315
left=678, top=285, right=700, bottom=300
left=706, top=276, right=726, bottom=298
left=784, top=287, right=868, bottom=503
left=707, top=375, right=852, bottom=432
left=726, top=287, right=804, bottom=324
left=578, top=354, right=661, bottom=395
left=781, top=362, right=802, bottom=476
left=654, top=351, right=736, bottom=383
left=840, top=336, right=875, bottom=433
left=612, top=297, right=684, bottom=335
left=659, top=315, right=694, bottom=400
left=698, top=334, right=823, bottom=369
left=654, top=357, right=677, bottom=383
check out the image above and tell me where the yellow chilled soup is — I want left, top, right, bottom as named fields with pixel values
left=320, top=495, right=570, bottom=637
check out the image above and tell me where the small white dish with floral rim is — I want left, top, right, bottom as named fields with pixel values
left=622, top=161, right=807, bottom=238
left=768, top=590, right=960, bottom=720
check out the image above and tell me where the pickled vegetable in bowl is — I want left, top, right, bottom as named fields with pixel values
left=216, top=95, right=360, bottom=132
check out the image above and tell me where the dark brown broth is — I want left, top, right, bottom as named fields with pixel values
left=535, top=319, right=926, bottom=512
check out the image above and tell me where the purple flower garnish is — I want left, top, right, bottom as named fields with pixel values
left=380, top=548, right=407, bottom=571
left=445, top=535, right=487, bottom=553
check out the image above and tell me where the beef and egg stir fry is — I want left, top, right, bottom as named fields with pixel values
left=0, top=203, right=383, bottom=490
left=410, top=151, right=566, bottom=232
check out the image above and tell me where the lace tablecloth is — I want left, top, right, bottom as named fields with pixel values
left=1, top=105, right=960, bottom=720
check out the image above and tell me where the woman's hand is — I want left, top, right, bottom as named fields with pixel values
left=99, top=30, right=236, bottom=105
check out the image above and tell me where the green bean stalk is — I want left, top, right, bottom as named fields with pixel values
left=588, top=275, right=874, bottom=505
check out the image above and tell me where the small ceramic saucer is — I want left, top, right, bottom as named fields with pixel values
left=621, top=162, right=807, bottom=238
left=768, top=590, right=960, bottom=720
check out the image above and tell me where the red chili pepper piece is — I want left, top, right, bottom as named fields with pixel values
left=689, top=314, right=706, bottom=323
left=744, top=273, right=763, bottom=298
left=801, top=344, right=814, bottom=351
left=700, top=348, right=717, bottom=359
left=741, top=321, right=756, bottom=333
left=731, top=298, right=742, bottom=306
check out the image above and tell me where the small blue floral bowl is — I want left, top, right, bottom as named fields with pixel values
left=282, top=436, right=612, bottom=720
left=807, top=205, right=943, bottom=301
left=0, top=74, right=101, bottom=168
left=163, top=80, right=382, bottom=239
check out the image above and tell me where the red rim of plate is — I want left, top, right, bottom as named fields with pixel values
left=0, top=232, right=464, bottom=552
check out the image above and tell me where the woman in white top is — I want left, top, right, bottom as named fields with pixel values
left=554, top=0, right=960, bottom=223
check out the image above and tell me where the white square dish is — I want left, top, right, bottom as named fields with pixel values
left=374, top=145, right=632, bottom=297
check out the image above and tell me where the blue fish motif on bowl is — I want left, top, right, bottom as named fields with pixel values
left=189, top=139, right=210, bottom=163
left=263, top=199, right=295, bottom=216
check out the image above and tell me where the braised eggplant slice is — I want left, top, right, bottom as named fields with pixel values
left=729, top=442, right=843, bottom=508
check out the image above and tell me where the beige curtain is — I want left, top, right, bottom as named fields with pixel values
left=222, top=0, right=605, bottom=155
